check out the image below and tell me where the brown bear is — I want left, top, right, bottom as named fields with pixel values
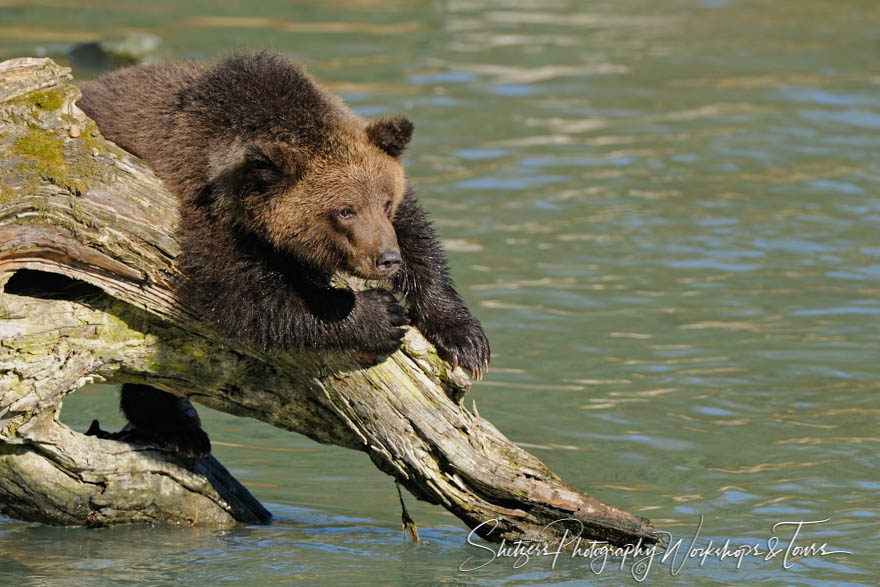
left=77, top=52, right=490, bottom=458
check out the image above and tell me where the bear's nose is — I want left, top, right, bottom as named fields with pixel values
left=375, top=249, right=402, bottom=274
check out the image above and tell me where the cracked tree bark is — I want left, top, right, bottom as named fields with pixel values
left=0, top=57, right=658, bottom=546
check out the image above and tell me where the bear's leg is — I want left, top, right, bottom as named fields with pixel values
left=392, top=189, right=490, bottom=377
left=119, top=383, right=211, bottom=459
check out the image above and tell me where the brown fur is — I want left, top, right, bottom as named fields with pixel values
left=77, top=52, right=489, bottom=458
left=79, top=54, right=408, bottom=280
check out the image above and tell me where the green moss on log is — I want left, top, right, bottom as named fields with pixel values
left=0, top=183, right=15, bottom=204
left=15, top=129, right=69, bottom=184
left=13, top=127, right=104, bottom=196
left=81, top=120, right=119, bottom=157
left=29, top=87, right=66, bottom=111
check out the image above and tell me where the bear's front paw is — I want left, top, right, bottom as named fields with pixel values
left=352, top=288, right=408, bottom=355
left=420, top=319, right=490, bottom=380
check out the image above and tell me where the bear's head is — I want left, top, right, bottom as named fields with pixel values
left=208, top=114, right=414, bottom=280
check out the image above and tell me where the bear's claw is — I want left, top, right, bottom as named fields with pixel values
left=420, top=320, right=491, bottom=381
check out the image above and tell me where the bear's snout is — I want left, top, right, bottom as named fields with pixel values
left=375, top=249, right=402, bottom=275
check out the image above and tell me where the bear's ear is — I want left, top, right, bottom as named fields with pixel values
left=238, top=143, right=288, bottom=189
left=213, top=142, right=298, bottom=198
left=366, top=115, right=414, bottom=158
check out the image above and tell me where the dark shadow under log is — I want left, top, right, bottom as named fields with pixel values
left=0, top=57, right=658, bottom=546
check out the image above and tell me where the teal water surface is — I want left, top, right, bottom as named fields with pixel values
left=1, top=0, right=878, bottom=584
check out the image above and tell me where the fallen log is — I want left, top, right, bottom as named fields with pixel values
left=0, top=57, right=658, bottom=546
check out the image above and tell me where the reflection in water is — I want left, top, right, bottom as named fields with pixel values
left=1, top=0, right=878, bottom=583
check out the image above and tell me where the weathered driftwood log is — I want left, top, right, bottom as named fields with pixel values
left=0, top=58, right=658, bottom=546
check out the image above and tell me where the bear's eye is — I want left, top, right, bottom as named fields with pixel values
left=384, top=199, right=392, bottom=215
left=338, top=208, right=356, bottom=219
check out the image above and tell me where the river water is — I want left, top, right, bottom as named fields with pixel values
left=1, top=0, right=878, bottom=584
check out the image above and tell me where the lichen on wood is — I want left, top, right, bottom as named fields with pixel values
left=0, top=57, right=658, bottom=546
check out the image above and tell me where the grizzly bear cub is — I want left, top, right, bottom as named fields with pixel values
left=77, top=52, right=489, bottom=458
